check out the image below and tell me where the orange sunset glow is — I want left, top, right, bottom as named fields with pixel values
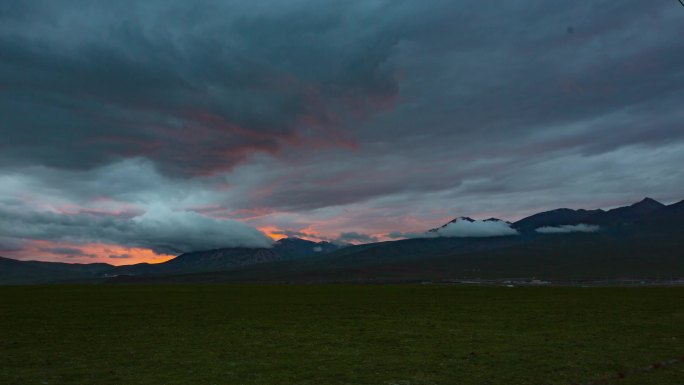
left=258, top=226, right=288, bottom=241
left=9, top=240, right=175, bottom=266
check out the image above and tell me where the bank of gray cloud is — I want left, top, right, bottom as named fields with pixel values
left=0, top=205, right=273, bottom=255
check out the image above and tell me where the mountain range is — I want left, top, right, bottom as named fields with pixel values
left=1, top=197, right=682, bottom=284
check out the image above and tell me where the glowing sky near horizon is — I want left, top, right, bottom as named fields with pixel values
left=1, top=1, right=684, bottom=264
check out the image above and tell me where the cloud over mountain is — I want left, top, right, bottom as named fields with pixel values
left=536, top=224, right=601, bottom=234
left=336, top=232, right=379, bottom=244
left=430, top=219, right=519, bottom=238
left=0, top=204, right=273, bottom=255
left=393, top=218, right=521, bottom=239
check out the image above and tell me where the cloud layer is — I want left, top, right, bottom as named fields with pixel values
left=536, top=224, right=601, bottom=234
left=0, top=0, right=400, bottom=175
left=0, top=203, right=273, bottom=255
left=1, top=0, right=684, bottom=262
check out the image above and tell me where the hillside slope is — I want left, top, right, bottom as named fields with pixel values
left=0, top=257, right=112, bottom=285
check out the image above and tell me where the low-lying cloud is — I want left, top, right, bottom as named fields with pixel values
left=0, top=205, right=274, bottom=255
left=336, top=232, right=379, bottom=244
left=387, top=231, right=426, bottom=239
left=432, top=219, right=519, bottom=238
left=535, top=224, right=601, bottom=234
left=391, top=219, right=519, bottom=239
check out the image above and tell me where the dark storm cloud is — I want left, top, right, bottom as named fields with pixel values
left=197, top=0, right=684, bottom=214
left=0, top=0, right=402, bottom=174
left=2, top=0, right=683, bottom=180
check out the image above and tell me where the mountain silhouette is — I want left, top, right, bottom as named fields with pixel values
left=2, top=197, right=683, bottom=284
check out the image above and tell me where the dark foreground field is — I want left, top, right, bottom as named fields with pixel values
left=1, top=286, right=683, bottom=385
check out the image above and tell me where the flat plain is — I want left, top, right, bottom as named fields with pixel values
left=1, top=285, right=683, bottom=385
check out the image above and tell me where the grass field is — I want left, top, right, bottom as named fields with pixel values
left=1, top=285, right=683, bottom=385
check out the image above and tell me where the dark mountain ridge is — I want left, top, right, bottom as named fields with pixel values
left=428, top=216, right=476, bottom=233
left=635, top=199, right=684, bottom=229
left=0, top=256, right=112, bottom=285
left=106, top=237, right=340, bottom=277
left=512, top=197, right=668, bottom=233
left=2, top=197, right=683, bottom=284
left=584, top=197, right=665, bottom=226
left=1, top=238, right=338, bottom=284
left=428, top=216, right=510, bottom=233
left=512, top=208, right=604, bottom=232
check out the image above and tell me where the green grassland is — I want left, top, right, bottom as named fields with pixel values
left=1, top=285, right=683, bottom=385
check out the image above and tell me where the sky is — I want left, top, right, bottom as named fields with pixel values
left=1, top=0, right=684, bottom=264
